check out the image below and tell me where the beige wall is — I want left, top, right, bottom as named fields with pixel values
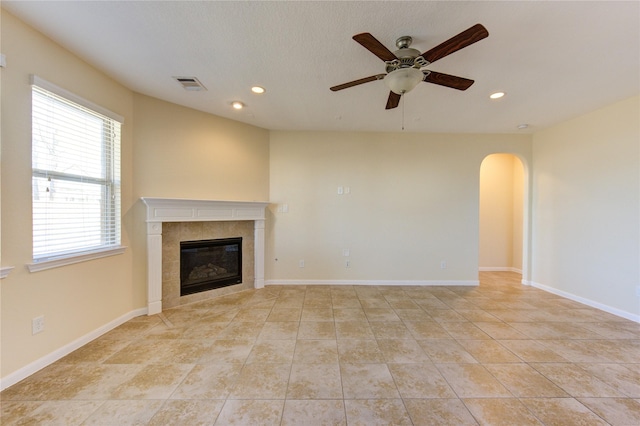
left=1, top=10, right=135, bottom=377
left=267, top=131, right=531, bottom=284
left=532, top=95, right=640, bottom=317
left=512, top=157, right=524, bottom=271
left=479, top=154, right=524, bottom=271
left=132, top=94, right=269, bottom=202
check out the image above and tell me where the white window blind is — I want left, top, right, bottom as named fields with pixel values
left=31, top=77, right=122, bottom=263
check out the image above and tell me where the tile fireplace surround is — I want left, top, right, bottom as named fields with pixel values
left=141, top=198, right=269, bottom=315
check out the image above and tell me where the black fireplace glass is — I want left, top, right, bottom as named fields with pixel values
left=180, top=237, right=242, bottom=296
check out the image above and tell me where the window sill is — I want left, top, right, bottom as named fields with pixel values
left=27, top=246, right=127, bottom=273
left=1, top=267, right=15, bottom=279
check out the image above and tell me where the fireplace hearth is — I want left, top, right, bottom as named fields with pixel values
left=180, top=237, right=242, bottom=296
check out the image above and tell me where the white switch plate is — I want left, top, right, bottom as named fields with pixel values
left=337, top=186, right=344, bottom=195
left=299, top=259, right=305, bottom=268
left=343, top=249, right=350, bottom=257
left=32, top=315, right=45, bottom=334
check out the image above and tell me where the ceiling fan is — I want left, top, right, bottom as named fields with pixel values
left=330, top=24, right=489, bottom=109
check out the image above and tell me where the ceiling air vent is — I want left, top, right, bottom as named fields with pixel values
left=173, top=76, right=207, bottom=91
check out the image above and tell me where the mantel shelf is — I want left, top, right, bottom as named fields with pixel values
left=141, top=198, right=269, bottom=223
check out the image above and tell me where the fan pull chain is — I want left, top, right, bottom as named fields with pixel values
left=401, top=93, right=405, bottom=131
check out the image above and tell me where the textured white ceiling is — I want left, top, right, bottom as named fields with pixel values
left=3, top=1, right=639, bottom=133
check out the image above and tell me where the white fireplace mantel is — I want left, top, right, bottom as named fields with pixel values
left=141, top=197, right=269, bottom=315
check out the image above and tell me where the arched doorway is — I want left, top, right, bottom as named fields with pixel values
left=479, top=154, right=527, bottom=280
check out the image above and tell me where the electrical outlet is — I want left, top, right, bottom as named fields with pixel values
left=299, top=259, right=305, bottom=268
left=440, top=261, right=447, bottom=269
left=32, top=316, right=45, bottom=335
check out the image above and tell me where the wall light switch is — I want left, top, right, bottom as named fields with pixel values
left=343, top=249, right=350, bottom=257
left=32, top=315, right=45, bottom=334
left=337, top=186, right=344, bottom=195
left=344, top=186, right=350, bottom=194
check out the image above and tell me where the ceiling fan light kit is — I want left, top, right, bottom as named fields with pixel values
left=384, top=67, right=425, bottom=95
left=330, top=24, right=489, bottom=110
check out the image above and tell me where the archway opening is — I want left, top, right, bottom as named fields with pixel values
left=479, top=154, right=525, bottom=280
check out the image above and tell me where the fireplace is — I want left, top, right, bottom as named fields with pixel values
left=141, top=198, right=268, bottom=314
left=180, top=237, right=242, bottom=296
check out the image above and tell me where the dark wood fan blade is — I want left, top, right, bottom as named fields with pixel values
left=424, top=71, right=474, bottom=90
left=385, top=91, right=401, bottom=109
left=330, top=74, right=385, bottom=91
left=353, top=33, right=397, bottom=62
left=421, top=24, right=488, bottom=64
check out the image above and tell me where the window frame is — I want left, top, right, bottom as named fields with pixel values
left=27, top=76, right=126, bottom=272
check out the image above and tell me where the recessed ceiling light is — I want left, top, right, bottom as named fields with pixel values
left=517, top=124, right=529, bottom=130
left=490, top=92, right=505, bottom=99
left=232, top=101, right=244, bottom=110
left=251, top=86, right=266, bottom=94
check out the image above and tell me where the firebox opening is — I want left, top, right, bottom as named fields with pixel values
left=180, top=237, right=242, bottom=296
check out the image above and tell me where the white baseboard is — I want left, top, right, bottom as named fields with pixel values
left=478, top=267, right=523, bottom=274
left=265, top=279, right=479, bottom=287
left=528, top=281, right=639, bottom=323
left=0, top=307, right=148, bottom=391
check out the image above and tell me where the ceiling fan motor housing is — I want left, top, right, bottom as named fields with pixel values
left=385, top=36, right=430, bottom=73
left=385, top=52, right=428, bottom=72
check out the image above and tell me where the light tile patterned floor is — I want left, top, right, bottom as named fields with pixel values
left=2, top=272, right=640, bottom=425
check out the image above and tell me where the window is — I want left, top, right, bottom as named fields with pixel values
left=30, top=76, right=123, bottom=269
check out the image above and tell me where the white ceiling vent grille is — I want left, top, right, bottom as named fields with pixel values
left=173, top=76, right=207, bottom=91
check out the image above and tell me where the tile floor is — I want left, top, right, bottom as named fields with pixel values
left=2, top=272, right=640, bottom=425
